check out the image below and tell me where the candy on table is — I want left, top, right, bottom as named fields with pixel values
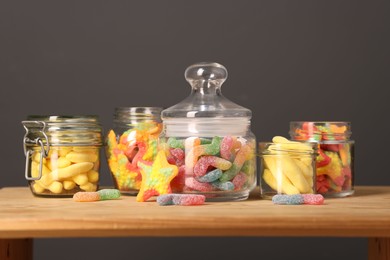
left=157, top=194, right=206, bottom=206
left=136, top=150, right=178, bottom=202
left=272, top=194, right=324, bottom=205
left=31, top=146, right=100, bottom=195
left=73, top=189, right=121, bottom=202
left=106, top=122, right=161, bottom=192
left=261, top=136, right=314, bottom=195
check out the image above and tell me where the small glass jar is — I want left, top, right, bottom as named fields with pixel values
left=289, top=121, right=355, bottom=197
left=105, top=107, right=163, bottom=195
left=259, top=141, right=317, bottom=199
left=159, top=62, right=257, bottom=201
left=22, top=115, right=103, bottom=197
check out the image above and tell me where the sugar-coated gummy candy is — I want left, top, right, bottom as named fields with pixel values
left=97, top=189, right=121, bottom=200
left=196, top=168, right=223, bottom=183
left=232, top=172, right=247, bottom=191
left=219, top=144, right=252, bottom=182
left=167, top=138, right=185, bottom=149
left=193, top=156, right=232, bottom=177
left=272, top=194, right=304, bottom=205
left=272, top=194, right=324, bottom=205
left=185, top=177, right=214, bottom=192
left=302, top=194, right=324, bottom=205
left=106, top=125, right=161, bottom=193
left=73, top=191, right=101, bottom=202
left=157, top=194, right=206, bottom=206
left=136, top=150, right=178, bottom=202
left=220, top=136, right=234, bottom=161
left=73, top=189, right=121, bottom=202
left=211, top=180, right=234, bottom=191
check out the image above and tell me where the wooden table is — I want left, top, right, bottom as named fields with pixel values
left=0, top=186, right=389, bottom=260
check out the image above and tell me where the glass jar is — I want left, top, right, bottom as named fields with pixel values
left=289, top=121, right=354, bottom=197
left=105, top=107, right=163, bottom=195
left=159, top=62, right=257, bottom=201
left=22, top=115, right=103, bottom=197
left=259, top=139, right=317, bottom=199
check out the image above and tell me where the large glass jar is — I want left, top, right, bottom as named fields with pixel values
left=22, top=116, right=103, bottom=197
left=289, top=121, right=354, bottom=197
left=105, top=107, right=163, bottom=195
left=160, top=62, right=257, bottom=201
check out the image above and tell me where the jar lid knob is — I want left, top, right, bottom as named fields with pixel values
left=185, top=62, right=227, bottom=87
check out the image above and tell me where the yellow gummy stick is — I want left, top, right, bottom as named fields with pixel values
left=264, top=156, right=311, bottom=194
left=66, top=152, right=98, bottom=163
left=40, top=162, right=94, bottom=186
left=262, top=168, right=300, bottom=195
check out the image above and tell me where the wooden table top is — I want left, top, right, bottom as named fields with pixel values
left=0, top=186, right=389, bottom=239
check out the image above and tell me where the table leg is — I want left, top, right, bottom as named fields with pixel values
left=369, top=237, right=390, bottom=260
left=0, top=239, right=33, bottom=260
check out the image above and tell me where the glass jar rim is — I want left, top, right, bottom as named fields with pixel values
left=259, top=141, right=318, bottom=156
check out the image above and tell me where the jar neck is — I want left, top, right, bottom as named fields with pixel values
left=114, top=107, right=162, bottom=126
left=190, top=80, right=222, bottom=95
left=163, top=118, right=251, bottom=137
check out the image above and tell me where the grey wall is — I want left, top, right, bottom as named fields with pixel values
left=1, top=1, right=389, bottom=259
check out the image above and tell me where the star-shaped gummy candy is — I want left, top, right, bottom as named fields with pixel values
left=136, top=150, right=178, bottom=202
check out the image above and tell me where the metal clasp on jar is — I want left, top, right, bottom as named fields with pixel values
left=22, top=121, right=50, bottom=181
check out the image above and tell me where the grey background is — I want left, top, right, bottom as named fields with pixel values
left=1, top=1, right=389, bottom=259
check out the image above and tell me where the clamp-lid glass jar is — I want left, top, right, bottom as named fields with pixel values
left=22, top=115, right=103, bottom=197
left=105, top=107, right=163, bottom=195
left=289, top=121, right=354, bottom=197
left=160, top=62, right=257, bottom=201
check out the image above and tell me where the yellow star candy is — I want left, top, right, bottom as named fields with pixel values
left=136, top=150, right=178, bottom=202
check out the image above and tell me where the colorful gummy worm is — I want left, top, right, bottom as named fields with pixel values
left=272, top=194, right=324, bottom=205
left=105, top=122, right=161, bottom=193
left=73, top=189, right=121, bottom=202
left=293, top=122, right=353, bottom=195
left=166, top=135, right=256, bottom=194
left=157, top=194, right=206, bottom=206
